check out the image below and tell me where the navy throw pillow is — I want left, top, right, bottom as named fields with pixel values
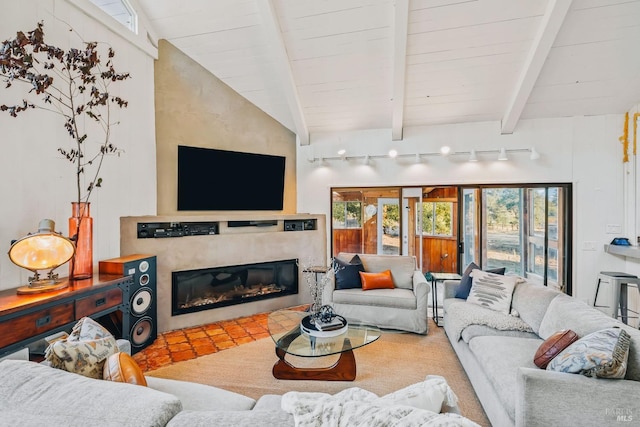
left=455, top=262, right=506, bottom=299
left=333, top=255, right=365, bottom=290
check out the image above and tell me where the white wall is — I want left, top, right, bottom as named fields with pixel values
left=0, top=0, right=157, bottom=290
left=296, top=115, right=629, bottom=306
left=622, top=103, right=640, bottom=322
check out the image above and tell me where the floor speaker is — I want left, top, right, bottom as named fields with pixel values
left=99, top=254, right=157, bottom=354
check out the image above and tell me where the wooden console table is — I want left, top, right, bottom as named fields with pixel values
left=0, top=273, right=132, bottom=358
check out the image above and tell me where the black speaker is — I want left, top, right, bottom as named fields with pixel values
left=99, top=254, right=157, bottom=354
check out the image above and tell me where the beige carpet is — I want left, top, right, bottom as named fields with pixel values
left=147, top=320, right=490, bottom=426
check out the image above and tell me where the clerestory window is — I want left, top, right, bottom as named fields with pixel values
left=90, top=0, right=137, bottom=33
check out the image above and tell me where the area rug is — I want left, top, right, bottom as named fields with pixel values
left=146, top=321, right=490, bottom=426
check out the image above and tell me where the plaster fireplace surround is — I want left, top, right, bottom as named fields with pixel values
left=120, top=214, right=326, bottom=333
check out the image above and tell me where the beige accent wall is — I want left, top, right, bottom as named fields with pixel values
left=154, top=40, right=296, bottom=215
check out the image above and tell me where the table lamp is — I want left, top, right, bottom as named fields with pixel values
left=8, top=219, right=76, bottom=294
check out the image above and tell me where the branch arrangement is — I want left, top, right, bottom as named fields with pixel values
left=0, top=21, right=131, bottom=205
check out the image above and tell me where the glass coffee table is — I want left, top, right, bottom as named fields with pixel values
left=267, top=309, right=381, bottom=381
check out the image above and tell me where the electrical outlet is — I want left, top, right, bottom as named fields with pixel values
left=606, top=224, right=621, bottom=234
left=582, top=241, right=596, bottom=251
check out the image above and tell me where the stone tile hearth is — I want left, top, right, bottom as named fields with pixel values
left=133, top=305, right=307, bottom=372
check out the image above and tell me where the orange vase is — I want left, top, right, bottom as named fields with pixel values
left=69, top=202, right=93, bottom=280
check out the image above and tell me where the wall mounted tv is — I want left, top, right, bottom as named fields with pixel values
left=177, top=145, right=286, bottom=211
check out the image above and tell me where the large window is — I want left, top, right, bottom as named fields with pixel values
left=470, top=184, right=569, bottom=292
left=418, top=202, right=453, bottom=236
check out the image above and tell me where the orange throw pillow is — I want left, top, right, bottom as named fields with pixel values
left=359, top=270, right=395, bottom=290
left=103, top=352, right=147, bottom=386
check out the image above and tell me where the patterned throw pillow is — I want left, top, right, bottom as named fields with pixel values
left=454, top=262, right=506, bottom=299
left=466, top=269, right=518, bottom=314
left=45, top=317, right=118, bottom=379
left=546, top=327, right=631, bottom=379
left=333, top=255, right=365, bottom=289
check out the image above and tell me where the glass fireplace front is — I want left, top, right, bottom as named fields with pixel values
left=172, top=259, right=298, bottom=315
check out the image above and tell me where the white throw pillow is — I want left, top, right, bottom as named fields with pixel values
left=376, top=375, right=459, bottom=413
left=467, top=269, right=519, bottom=315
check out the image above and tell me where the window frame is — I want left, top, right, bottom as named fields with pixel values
left=417, top=201, right=453, bottom=237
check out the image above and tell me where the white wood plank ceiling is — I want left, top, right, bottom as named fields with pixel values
left=136, top=0, right=640, bottom=144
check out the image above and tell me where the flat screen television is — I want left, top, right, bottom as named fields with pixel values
left=177, top=145, right=286, bottom=211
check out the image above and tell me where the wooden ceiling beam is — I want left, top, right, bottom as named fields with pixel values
left=392, top=0, right=409, bottom=141
left=501, top=0, right=572, bottom=134
left=258, top=0, right=310, bottom=145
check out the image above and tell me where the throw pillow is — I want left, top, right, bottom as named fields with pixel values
left=466, top=269, right=518, bottom=314
left=376, top=375, right=459, bottom=413
left=533, top=329, right=579, bottom=369
left=333, top=255, right=365, bottom=289
left=454, top=262, right=506, bottom=299
left=45, top=317, right=118, bottom=379
left=360, top=269, right=394, bottom=290
left=103, top=352, right=148, bottom=386
left=546, top=327, right=631, bottom=378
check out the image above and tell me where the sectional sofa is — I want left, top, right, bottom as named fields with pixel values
left=443, top=277, right=640, bottom=427
left=0, top=358, right=480, bottom=426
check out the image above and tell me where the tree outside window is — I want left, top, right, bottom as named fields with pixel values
left=419, top=202, right=452, bottom=236
left=332, top=201, right=362, bottom=228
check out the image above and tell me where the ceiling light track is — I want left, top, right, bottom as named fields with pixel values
left=308, top=147, right=540, bottom=164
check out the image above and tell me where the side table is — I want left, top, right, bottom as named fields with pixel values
left=427, top=272, right=461, bottom=327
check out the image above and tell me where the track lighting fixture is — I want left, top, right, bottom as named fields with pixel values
left=468, top=149, right=478, bottom=162
left=530, top=147, right=540, bottom=160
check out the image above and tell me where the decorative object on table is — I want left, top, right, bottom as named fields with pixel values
left=0, top=22, right=131, bottom=280
left=69, top=201, right=93, bottom=279
left=300, top=259, right=338, bottom=323
left=8, top=219, right=75, bottom=294
left=300, top=309, right=348, bottom=338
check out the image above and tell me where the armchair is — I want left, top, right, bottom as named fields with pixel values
left=322, top=253, right=430, bottom=334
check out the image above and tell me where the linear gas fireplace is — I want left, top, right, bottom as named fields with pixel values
left=172, top=259, right=298, bottom=315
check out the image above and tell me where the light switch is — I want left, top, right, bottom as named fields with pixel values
left=606, top=224, right=621, bottom=234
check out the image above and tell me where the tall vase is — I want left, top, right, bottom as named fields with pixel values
left=69, top=202, right=93, bottom=280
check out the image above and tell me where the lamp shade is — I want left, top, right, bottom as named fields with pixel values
left=8, top=219, right=75, bottom=294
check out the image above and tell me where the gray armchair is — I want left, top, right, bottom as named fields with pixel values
left=322, top=253, right=430, bottom=334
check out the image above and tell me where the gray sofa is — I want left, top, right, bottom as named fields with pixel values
left=0, top=358, right=477, bottom=426
left=0, top=359, right=292, bottom=427
left=443, top=278, right=640, bottom=427
left=322, top=253, right=430, bottom=334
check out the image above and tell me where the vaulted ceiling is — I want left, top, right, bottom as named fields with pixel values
left=136, top=0, right=640, bottom=144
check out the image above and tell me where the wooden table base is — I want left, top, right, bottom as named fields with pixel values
left=272, top=346, right=357, bottom=381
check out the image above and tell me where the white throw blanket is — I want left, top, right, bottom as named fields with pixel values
left=447, top=300, right=534, bottom=341
left=281, top=378, right=480, bottom=427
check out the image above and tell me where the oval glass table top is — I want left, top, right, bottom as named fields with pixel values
left=267, top=309, right=381, bottom=357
